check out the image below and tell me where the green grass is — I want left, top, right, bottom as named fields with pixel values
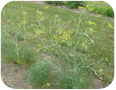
left=1, top=1, right=114, bottom=88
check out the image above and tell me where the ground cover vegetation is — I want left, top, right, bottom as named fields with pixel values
left=1, top=1, right=114, bottom=89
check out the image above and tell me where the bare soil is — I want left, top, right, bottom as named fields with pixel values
left=1, top=59, right=32, bottom=89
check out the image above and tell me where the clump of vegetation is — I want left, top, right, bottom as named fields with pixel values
left=1, top=31, right=36, bottom=66
left=1, top=9, right=36, bottom=67
left=66, top=1, right=86, bottom=9
left=28, top=60, right=51, bottom=88
left=45, top=1, right=64, bottom=5
left=45, top=1, right=86, bottom=9
left=45, top=1, right=86, bottom=8
left=57, top=69, right=91, bottom=89
left=103, top=7, right=114, bottom=17
left=86, top=3, right=114, bottom=17
left=1, top=30, right=16, bottom=62
left=16, top=45, right=36, bottom=66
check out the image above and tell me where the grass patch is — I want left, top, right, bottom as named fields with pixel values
left=1, top=1, right=114, bottom=88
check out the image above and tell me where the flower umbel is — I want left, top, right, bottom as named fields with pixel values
left=88, top=21, right=96, bottom=26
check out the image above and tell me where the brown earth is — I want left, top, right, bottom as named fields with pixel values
left=1, top=59, right=32, bottom=89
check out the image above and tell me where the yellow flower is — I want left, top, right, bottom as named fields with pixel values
left=69, top=37, right=71, bottom=40
left=66, top=33, right=69, bottom=36
left=65, top=37, right=68, bottom=40
left=62, top=40, right=65, bottom=42
left=62, top=34, right=65, bottom=38
left=79, top=6, right=84, bottom=9
left=108, top=23, right=113, bottom=29
left=60, top=36, right=62, bottom=39
left=64, top=32, right=66, bottom=34
left=88, top=21, right=96, bottom=26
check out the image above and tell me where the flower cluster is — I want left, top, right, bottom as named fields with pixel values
left=53, top=30, right=72, bottom=45
left=88, top=21, right=96, bottom=26
left=108, top=23, right=113, bottom=29
left=86, top=4, right=96, bottom=12
left=59, top=31, right=71, bottom=43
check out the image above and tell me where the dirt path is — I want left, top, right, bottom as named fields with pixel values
left=1, top=60, right=32, bottom=89
left=90, top=78, right=104, bottom=89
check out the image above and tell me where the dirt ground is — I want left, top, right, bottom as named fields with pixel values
left=1, top=59, right=32, bottom=89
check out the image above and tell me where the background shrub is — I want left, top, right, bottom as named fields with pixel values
left=66, top=1, right=86, bottom=9
left=87, top=4, right=114, bottom=17
left=45, top=1, right=64, bottom=5
left=95, top=6, right=114, bottom=17
left=28, top=60, right=51, bottom=88
left=45, top=1, right=52, bottom=5
left=104, top=7, right=114, bottom=17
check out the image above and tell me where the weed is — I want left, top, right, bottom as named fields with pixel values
left=34, top=9, right=102, bottom=89
left=28, top=60, right=51, bottom=88
left=1, top=26, right=36, bottom=67
left=57, top=68, right=91, bottom=89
